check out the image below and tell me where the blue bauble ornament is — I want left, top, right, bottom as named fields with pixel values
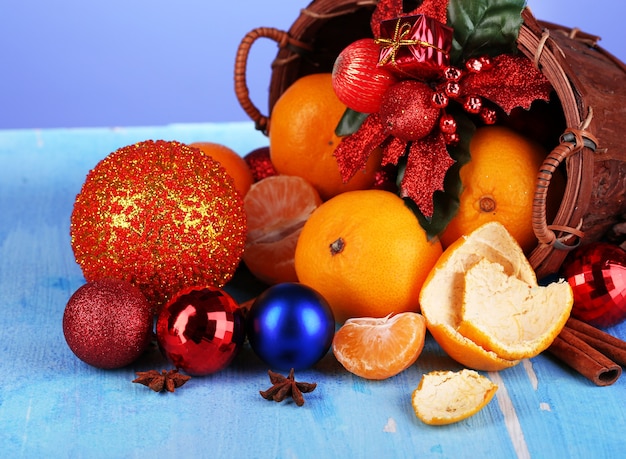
left=246, top=283, right=335, bottom=370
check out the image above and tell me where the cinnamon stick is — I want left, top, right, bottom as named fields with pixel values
left=564, top=317, right=626, bottom=366
left=547, top=327, right=622, bottom=386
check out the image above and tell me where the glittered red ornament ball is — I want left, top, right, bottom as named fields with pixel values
left=243, top=146, right=277, bottom=182
left=70, top=140, right=247, bottom=310
left=379, top=80, right=439, bottom=141
left=562, top=242, right=626, bottom=328
left=63, top=278, right=153, bottom=369
left=156, top=285, right=245, bottom=376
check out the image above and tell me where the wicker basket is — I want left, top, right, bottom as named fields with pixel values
left=234, top=0, right=626, bottom=279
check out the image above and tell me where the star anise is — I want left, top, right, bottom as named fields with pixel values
left=132, top=369, right=191, bottom=393
left=259, top=368, right=317, bottom=407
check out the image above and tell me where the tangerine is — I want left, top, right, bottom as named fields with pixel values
left=269, top=73, right=383, bottom=201
left=190, top=142, right=254, bottom=197
left=332, top=312, right=426, bottom=380
left=440, top=126, right=561, bottom=253
left=295, top=189, right=442, bottom=322
left=243, top=175, right=322, bottom=285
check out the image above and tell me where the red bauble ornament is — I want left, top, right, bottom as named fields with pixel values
left=63, top=279, right=153, bottom=369
left=156, top=286, right=245, bottom=375
left=380, top=80, right=439, bottom=141
left=244, top=146, right=277, bottom=182
left=332, top=38, right=399, bottom=114
left=70, top=140, right=247, bottom=310
left=562, top=242, right=626, bottom=328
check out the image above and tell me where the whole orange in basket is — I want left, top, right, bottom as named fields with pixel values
left=332, top=312, right=426, bottom=380
left=243, top=175, right=322, bottom=285
left=269, top=73, right=383, bottom=201
left=295, top=189, right=443, bottom=322
left=190, top=142, right=254, bottom=197
left=440, top=126, right=560, bottom=253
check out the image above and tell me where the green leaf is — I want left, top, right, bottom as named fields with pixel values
left=402, top=106, right=476, bottom=240
left=447, top=0, right=526, bottom=64
left=335, top=108, right=369, bottom=137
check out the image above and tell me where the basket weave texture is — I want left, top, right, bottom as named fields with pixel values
left=234, top=0, right=626, bottom=278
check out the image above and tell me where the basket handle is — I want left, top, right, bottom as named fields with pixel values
left=532, top=127, right=599, bottom=250
left=234, top=27, right=312, bottom=135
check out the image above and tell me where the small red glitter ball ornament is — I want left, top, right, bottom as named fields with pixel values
left=63, top=278, right=153, bottom=369
left=380, top=80, right=439, bottom=141
left=156, top=285, right=245, bottom=375
left=70, top=140, right=247, bottom=310
left=562, top=242, right=626, bottom=328
left=243, top=146, right=277, bottom=182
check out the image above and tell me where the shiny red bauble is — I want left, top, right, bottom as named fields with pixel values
left=332, top=38, right=399, bottom=114
left=562, top=242, right=626, bottom=328
left=156, top=286, right=245, bottom=375
left=63, top=278, right=153, bottom=369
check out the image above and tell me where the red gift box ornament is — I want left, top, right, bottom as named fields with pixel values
left=375, top=14, right=453, bottom=80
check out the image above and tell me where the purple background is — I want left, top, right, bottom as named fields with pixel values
left=1, top=0, right=623, bottom=129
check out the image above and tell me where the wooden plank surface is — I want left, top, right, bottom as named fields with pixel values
left=1, top=123, right=625, bottom=458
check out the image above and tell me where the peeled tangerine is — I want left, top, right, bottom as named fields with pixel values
left=412, top=369, right=498, bottom=425
left=419, top=221, right=573, bottom=371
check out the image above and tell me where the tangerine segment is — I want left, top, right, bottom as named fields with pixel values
left=243, top=175, right=322, bottom=285
left=419, top=222, right=532, bottom=371
left=412, top=369, right=498, bottom=425
left=295, top=190, right=442, bottom=322
left=269, top=73, right=383, bottom=200
left=332, top=312, right=426, bottom=380
left=457, top=258, right=573, bottom=360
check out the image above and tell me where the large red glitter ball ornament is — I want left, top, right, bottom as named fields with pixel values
left=156, top=286, right=245, bottom=375
left=63, top=279, right=153, bottom=369
left=562, top=242, right=626, bottom=328
left=332, top=38, right=399, bottom=114
left=243, top=146, right=277, bottom=182
left=70, top=140, right=247, bottom=310
left=380, top=80, right=439, bottom=141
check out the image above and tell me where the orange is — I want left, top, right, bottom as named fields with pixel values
left=419, top=221, right=532, bottom=371
left=243, top=175, right=322, bottom=285
left=269, top=73, right=383, bottom=201
left=294, top=189, right=443, bottom=323
left=332, top=312, right=426, bottom=380
left=190, top=142, right=254, bottom=197
left=412, top=369, right=498, bottom=425
left=457, top=258, right=572, bottom=360
left=440, top=126, right=559, bottom=253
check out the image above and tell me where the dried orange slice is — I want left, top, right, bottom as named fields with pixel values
left=412, top=369, right=498, bottom=425
left=332, top=312, right=426, bottom=380
left=457, top=258, right=573, bottom=360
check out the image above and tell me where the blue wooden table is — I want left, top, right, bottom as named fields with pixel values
left=1, top=122, right=625, bottom=458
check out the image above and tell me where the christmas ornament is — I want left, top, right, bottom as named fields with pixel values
left=246, top=283, right=335, bottom=370
left=156, top=285, right=245, bottom=376
left=332, top=38, right=399, bottom=114
left=244, top=146, right=277, bottom=182
left=375, top=14, right=453, bottom=80
left=562, top=243, right=626, bottom=328
left=379, top=80, right=439, bottom=141
left=63, top=278, right=153, bottom=369
left=332, top=0, right=552, bottom=230
left=70, top=140, right=247, bottom=310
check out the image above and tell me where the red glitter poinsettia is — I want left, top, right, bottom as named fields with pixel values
left=333, top=0, right=552, bottom=219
